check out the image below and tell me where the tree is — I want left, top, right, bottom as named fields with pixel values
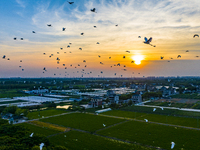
left=128, top=100, right=133, bottom=106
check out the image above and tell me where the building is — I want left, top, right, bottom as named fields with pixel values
left=131, top=94, right=142, bottom=103
left=89, top=96, right=103, bottom=107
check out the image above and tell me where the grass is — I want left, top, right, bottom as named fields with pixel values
left=27, top=109, right=68, bottom=119
left=97, top=120, right=200, bottom=150
left=20, top=122, right=60, bottom=136
left=0, top=89, right=30, bottom=98
left=49, top=130, right=154, bottom=150
left=102, top=110, right=146, bottom=119
left=41, top=113, right=124, bottom=132
left=120, top=105, right=200, bottom=118
left=30, top=121, right=69, bottom=132
left=102, top=110, right=200, bottom=128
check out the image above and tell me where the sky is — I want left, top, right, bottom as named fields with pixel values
left=0, top=0, right=200, bottom=78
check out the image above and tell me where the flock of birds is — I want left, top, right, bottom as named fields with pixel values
left=2, top=0, right=200, bottom=77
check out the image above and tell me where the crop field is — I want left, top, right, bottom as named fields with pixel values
left=21, top=123, right=59, bottom=136
left=102, top=110, right=200, bottom=128
left=49, top=130, right=154, bottom=150
left=0, top=89, right=30, bottom=98
left=41, top=113, right=124, bottom=132
left=97, top=120, right=200, bottom=150
left=27, top=109, right=68, bottom=119
left=102, top=110, right=146, bottom=119
left=120, top=105, right=200, bottom=117
left=0, top=100, right=27, bottom=104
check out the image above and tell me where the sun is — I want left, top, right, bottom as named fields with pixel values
left=132, top=55, right=144, bottom=65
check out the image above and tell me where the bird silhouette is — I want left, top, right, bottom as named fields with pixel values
left=193, top=34, right=199, bottom=38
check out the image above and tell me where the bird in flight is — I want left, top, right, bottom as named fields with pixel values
left=171, top=142, right=175, bottom=149
left=177, top=55, right=181, bottom=58
left=81, top=33, right=84, bottom=35
left=161, top=56, right=164, bottom=59
left=32, top=31, right=36, bottom=33
left=68, top=1, right=74, bottom=4
left=91, top=8, right=96, bottom=13
left=47, top=24, right=52, bottom=27
left=144, top=119, right=148, bottom=122
left=193, top=34, right=199, bottom=38
left=62, top=28, right=66, bottom=31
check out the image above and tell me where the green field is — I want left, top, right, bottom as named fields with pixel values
left=21, top=123, right=59, bottom=136
left=102, top=110, right=200, bottom=128
left=41, top=113, right=124, bottom=132
left=120, top=105, right=200, bottom=118
left=49, top=130, right=154, bottom=150
left=0, top=89, right=30, bottom=98
left=97, top=120, right=200, bottom=150
left=102, top=110, right=146, bottom=119
left=27, top=109, right=68, bottom=119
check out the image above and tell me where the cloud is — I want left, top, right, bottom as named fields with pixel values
left=16, top=0, right=26, bottom=8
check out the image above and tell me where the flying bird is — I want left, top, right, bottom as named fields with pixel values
left=68, top=1, right=74, bottom=4
left=144, top=119, right=148, bottom=122
left=96, top=42, right=100, bottom=44
left=30, top=133, right=34, bottom=137
left=47, top=24, right=52, bottom=27
left=21, top=38, right=23, bottom=40
left=131, top=61, right=134, bottom=63
left=62, top=28, right=66, bottom=31
left=126, top=51, right=130, bottom=53
left=103, top=124, right=106, bottom=127
left=40, top=143, right=44, bottom=150
left=123, top=56, right=125, bottom=59
left=2, top=55, right=6, bottom=59
left=144, top=37, right=152, bottom=44
left=32, top=31, right=36, bottom=33
left=171, top=142, right=175, bottom=149
left=186, top=50, right=189, bottom=52
left=109, top=57, right=111, bottom=59
left=20, top=60, right=22, bottom=62
left=153, top=108, right=156, bottom=112
left=60, top=48, right=63, bottom=50
left=91, top=8, right=96, bottom=13
left=138, top=36, right=141, bottom=38
left=81, top=33, right=84, bottom=35
left=79, top=48, right=82, bottom=50
left=177, top=55, right=181, bottom=58
left=115, top=24, right=118, bottom=26
left=14, top=37, right=17, bottom=40
left=161, top=56, right=164, bottom=59
left=67, top=45, right=70, bottom=48
left=94, top=26, right=97, bottom=28
left=193, top=34, right=199, bottom=38
left=98, top=55, right=101, bottom=58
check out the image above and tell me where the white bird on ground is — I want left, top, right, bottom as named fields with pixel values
left=144, top=119, right=148, bottom=122
left=153, top=108, right=156, bottom=112
left=40, top=143, right=44, bottom=150
left=160, top=107, right=164, bottom=110
left=103, top=124, right=106, bottom=127
left=171, top=142, right=175, bottom=149
left=102, top=105, right=104, bottom=109
left=30, top=133, right=34, bottom=137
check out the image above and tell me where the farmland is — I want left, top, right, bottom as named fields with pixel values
left=49, top=130, right=154, bottom=150
left=41, top=113, right=124, bottom=132
left=27, top=109, right=68, bottom=119
left=21, top=122, right=60, bottom=136
left=97, top=120, right=200, bottom=150
left=102, top=110, right=200, bottom=128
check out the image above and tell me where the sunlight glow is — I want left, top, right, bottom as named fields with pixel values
left=132, top=55, right=144, bottom=65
